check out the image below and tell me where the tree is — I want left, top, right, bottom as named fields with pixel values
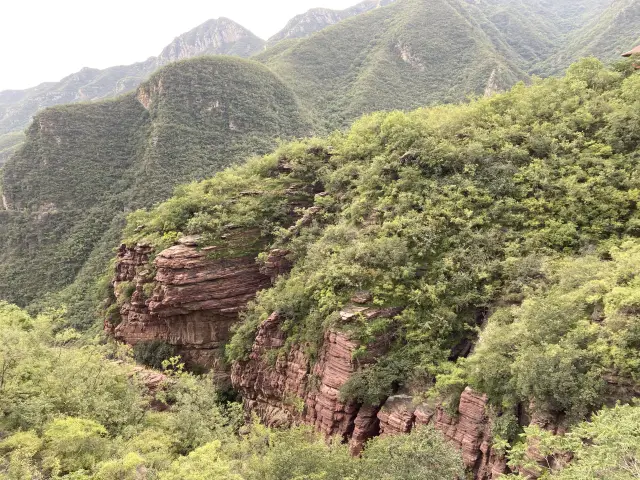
left=359, top=426, right=464, bottom=480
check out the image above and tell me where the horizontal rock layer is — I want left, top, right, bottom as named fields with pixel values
left=231, top=311, right=508, bottom=479
left=109, top=236, right=272, bottom=376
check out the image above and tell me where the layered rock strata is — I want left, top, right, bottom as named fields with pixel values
left=231, top=311, right=508, bottom=479
left=108, top=233, right=272, bottom=375
left=231, top=307, right=395, bottom=438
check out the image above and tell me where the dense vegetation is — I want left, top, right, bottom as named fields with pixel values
left=0, top=303, right=466, bottom=479
left=0, top=17, right=265, bottom=138
left=0, top=56, right=307, bottom=327
left=1, top=1, right=640, bottom=475
left=0, top=132, right=23, bottom=167
left=125, top=57, right=640, bottom=475
left=256, top=0, right=635, bottom=132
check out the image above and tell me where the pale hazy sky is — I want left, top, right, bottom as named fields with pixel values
left=0, top=0, right=359, bottom=91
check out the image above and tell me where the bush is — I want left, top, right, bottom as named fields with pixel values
left=133, top=340, right=177, bottom=370
left=359, top=426, right=465, bottom=480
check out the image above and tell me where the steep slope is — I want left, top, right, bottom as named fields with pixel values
left=111, top=58, right=640, bottom=478
left=267, top=0, right=397, bottom=45
left=158, top=17, right=265, bottom=62
left=258, top=0, right=528, bottom=130
left=259, top=0, right=631, bottom=132
left=0, top=56, right=307, bottom=324
left=537, top=0, right=640, bottom=74
left=0, top=18, right=265, bottom=138
left=0, top=131, right=23, bottom=166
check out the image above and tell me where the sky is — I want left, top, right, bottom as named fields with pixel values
left=0, top=0, right=359, bottom=91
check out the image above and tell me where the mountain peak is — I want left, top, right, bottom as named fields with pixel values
left=157, top=17, right=265, bottom=65
left=268, top=0, right=396, bottom=44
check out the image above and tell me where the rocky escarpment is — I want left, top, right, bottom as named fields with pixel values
left=230, top=310, right=508, bottom=479
left=108, top=232, right=272, bottom=376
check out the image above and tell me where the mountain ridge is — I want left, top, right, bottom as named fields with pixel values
left=0, top=17, right=266, bottom=165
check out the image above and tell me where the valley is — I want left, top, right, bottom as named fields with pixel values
left=0, top=0, right=639, bottom=478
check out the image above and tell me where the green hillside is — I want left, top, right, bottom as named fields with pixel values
left=538, top=0, right=640, bottom=75
left=123, top=57, right=640, bottom=476
left=0, top=18, right=266, bottom=138
left=256, top=0, right=631, bottom=133
left=0, top=57, right=307, bottom=325
left=0, top=131, right=23, bottom=166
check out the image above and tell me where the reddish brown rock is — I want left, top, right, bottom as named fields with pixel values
left=304, top=329, right=362, bottom=437
left=230, top=312, right=310, bottom=426
left=377, top=394, right=415, bottom=435
left=109, top=235, right=271, bottom=376
left=376, top=388, right=508, bottom=479
left=232, top=307, right=403, bottom=450
left=349, top=405, right=381, bottom=454
left=231, top=308, right=398, bottom=441
left=259, top=249, right=293, bottom=282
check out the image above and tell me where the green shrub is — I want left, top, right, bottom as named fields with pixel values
left=133, top=340, right=177, bottom=370
left=360, top=425, right=464, bottom=480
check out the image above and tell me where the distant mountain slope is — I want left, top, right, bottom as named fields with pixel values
left=258, top=0, right=632, bottom=132
left=0, top=18, right=265, bottom=149
left=158, top=17, right=265, bottom=62
left=258, top=0, right=530, bottom=130
left=267, top=0, right=396, bottom=45
left=538, top=0, right=640, bottom=74
left=0, top=57, right=307, bottom=321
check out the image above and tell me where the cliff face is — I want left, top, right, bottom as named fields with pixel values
left=230, top=311, right=508, bottom=479
left=109, top=234, right=272, bottom=375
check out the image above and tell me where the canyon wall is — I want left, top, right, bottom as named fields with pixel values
left=107, top=233, right=272, bottom=376
left=231, top=310, right=508, bottom=479
left=108, top=236, right=510, bottom=477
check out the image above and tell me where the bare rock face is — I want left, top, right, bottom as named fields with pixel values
left=231, top=308, right=395, bottom=441
left=232, top=310, right=508, bottom=479
left=259, top=249, right=293, bottom=282
left=376, top=389, right=508, bottom=479
left=109, top=235, right=272, bottom=376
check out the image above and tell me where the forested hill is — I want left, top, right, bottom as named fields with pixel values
left=0, top=17, right=265, bottom=166
left=256, top=0, right=638, bottom=131
left=1, top=0, right=639, bottom=165
left=113, top=57, right=640, bottom=478
left=0, top=57, right=307, bottom=324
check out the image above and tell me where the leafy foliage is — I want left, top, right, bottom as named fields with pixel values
left=0, top=304, right=465, bottom=479
left=506, top=404, right=640, bottom=479
left=461, top=242, right=640, bottom=420
left=133, top=340, right=177, bottom=370
left=0, top=56, right=307, bottom=327
left=123, top=60, right=640, bottom=413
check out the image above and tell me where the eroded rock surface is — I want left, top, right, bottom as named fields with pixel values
left=232, top=311, right=508, bottom=479
left=109, top=236, right=271, bottom=376
left=231, top=308, right=394, bottom=440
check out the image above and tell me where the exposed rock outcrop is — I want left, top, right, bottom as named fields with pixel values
left=268, top=0, right=396, bottom=45
left=231, top=311, right=508, bottom=479
left=158, top=18, right=265, bottom=64
left=109, top=232, right=272, bottom=377
left=377, top=390, right=508, bottom=479
left=231, top=307, right=396, bottom=439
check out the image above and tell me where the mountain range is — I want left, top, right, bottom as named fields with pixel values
left=0, top=0, right=640, bottom=477
left=1, top=0, right=639, bottom=318
left=1, top=0, right=639, bottom=166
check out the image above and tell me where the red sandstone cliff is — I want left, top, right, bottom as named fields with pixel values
left=230, top=311, right=509, bottom=479
left=108, top=227, right=509, bottom=478
left=108, top=233, right=272, bottom=376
